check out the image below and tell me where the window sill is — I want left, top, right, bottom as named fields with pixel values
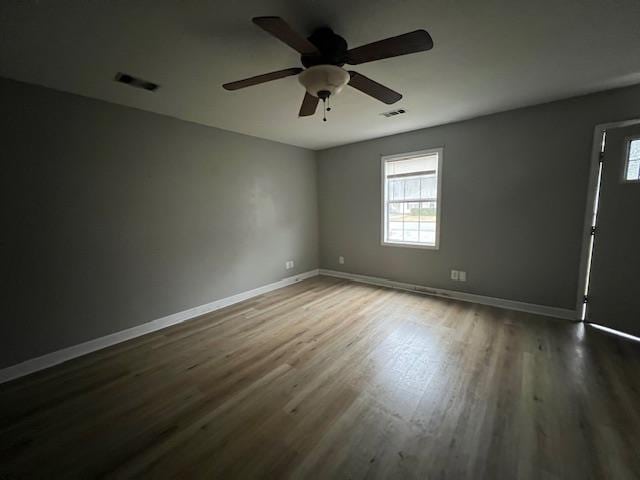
left=381, top=241, right=439, bottom=250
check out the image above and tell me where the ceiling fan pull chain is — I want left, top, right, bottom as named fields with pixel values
left=323, top=98, right=327, bottom=122
left=327, top=96, right=331, bottom=112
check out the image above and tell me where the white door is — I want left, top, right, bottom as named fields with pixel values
left=587, top=123, right=640, bottom=336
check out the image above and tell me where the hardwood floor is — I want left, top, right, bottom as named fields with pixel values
left=1, top=276, right=639, bottom=479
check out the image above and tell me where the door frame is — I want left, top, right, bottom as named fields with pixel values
left=575, top=118, right=640, bottom=318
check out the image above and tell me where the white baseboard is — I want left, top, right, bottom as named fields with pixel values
left=319, top=269, right=578, bottom=321
left=0, top=269, right=319, bottom=385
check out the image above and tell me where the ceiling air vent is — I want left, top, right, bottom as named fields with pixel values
left=114, top=72, right=159, bottom=92
left=380, top=108, right=407, bottom=118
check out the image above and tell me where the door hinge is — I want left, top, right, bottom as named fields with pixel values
left=599, top=150, right=605, bottom=161
left=591, top=226, right=598, bottom=235
left=583, top=295, right=589, bottom=304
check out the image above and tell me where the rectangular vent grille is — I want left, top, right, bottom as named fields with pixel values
left=115, top=72, right=159, bottom=92
left=414, top=285, right=446, bottom=296
left=380, top=108, right=406, bottom=118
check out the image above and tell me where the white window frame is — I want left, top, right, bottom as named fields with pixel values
left=622, top=135, right=640, bottom=183
left=380, top=147, right=443, bottom=250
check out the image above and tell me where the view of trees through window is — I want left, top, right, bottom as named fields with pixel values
left=383, top=151, right=440, bottom=247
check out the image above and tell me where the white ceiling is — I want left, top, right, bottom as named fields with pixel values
left=2, top=0, right=640, bottom=150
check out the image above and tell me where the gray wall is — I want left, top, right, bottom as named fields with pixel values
left=2, top=77, right=318, bottom=369
left=317, top=84, right=640, bottom=310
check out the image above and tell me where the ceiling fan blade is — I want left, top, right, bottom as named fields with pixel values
left=299, top=92, right=319, bottom=117
left=223, top=68, right=302, bottom=91
left=348, top=71, right=402, bottom=104
left=346, top=30, right=433, bottom=65
left=252, top=17, right=319, bottom=55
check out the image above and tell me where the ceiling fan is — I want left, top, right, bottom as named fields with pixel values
left=223, top=17, right=433, bottom=121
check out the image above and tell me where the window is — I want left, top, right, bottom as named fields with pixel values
left=381, top=148, right=442, bottom=249
left=625, top=138, right=640, bottom=182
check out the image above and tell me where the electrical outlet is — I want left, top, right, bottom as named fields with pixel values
left=450, top=270, right=459, bottom=281
left=285, top=260, right=294, bottom=270
left=459, top=271, right=467, bottom=282
left=339, top=256, right=345, bottom=265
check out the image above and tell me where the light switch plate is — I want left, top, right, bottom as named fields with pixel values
left=451, top=270, right=459, bottom=280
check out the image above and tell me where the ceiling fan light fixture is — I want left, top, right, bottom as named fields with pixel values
left=298, top=65, right=350, bottom=98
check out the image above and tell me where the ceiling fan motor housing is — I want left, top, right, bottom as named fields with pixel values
left=302, top=27, right=348, bottom=67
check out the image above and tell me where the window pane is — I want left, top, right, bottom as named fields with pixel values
left=630, top=139, right=640, bottom=160
left=404, top=178, right=421, bottom=200
left=628, top=160, right=640, bottom=181
left=419, top=201, right=437, bottom=222
left=627, top=139, right=640, bottom=181
left=403, top=202, right=419, bottom=242
left=389, top=202, right=403, bottom=219
left=405, top=202, right=420, bottom=221
left=420, top=176, right=437, bottom=199
left=419, top=229, right=436, bottom=244
left=389, top=223, right=403, bottom=241
left=419, top=201, right=436, bottom=245
left=405, top=229, right=420, bottom=242
left=388, top=202, right=404, bottom=241
left=389, top=179, right=404, bottom=201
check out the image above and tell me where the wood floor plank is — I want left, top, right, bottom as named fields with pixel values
left=1, top=275, right=639, bottom=479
